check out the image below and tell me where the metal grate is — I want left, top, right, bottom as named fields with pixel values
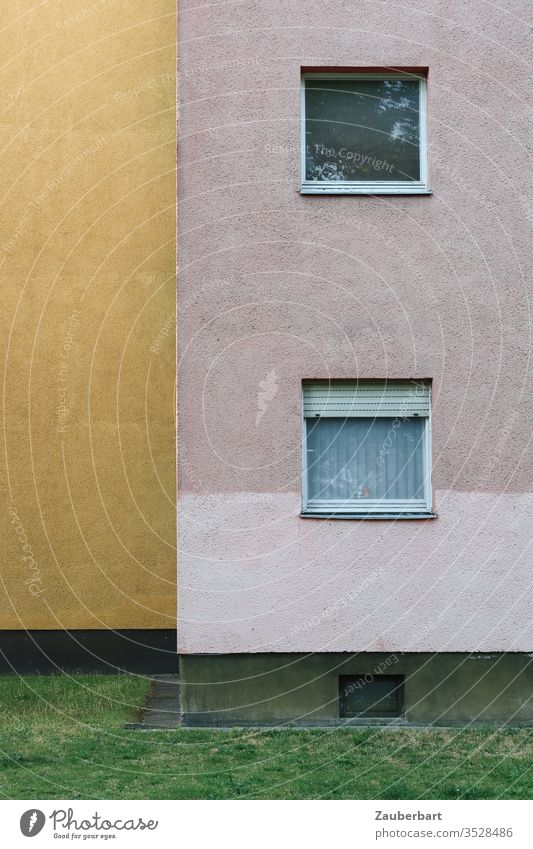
left=339, top=674, right=405, bottom=718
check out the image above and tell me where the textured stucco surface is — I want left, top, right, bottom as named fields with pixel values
left=178, top=2, right=533, bottom=651
left=179, top=492, right=533, bottom=653
left=1, top=1, right=176, bottom=629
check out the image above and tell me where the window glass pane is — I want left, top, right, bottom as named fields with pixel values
left=305, top=78, right=421, bottom=182
left=306, top=416, right=425, bottom=503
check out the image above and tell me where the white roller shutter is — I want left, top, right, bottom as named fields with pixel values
left=303, top=380, right=430, bottom=418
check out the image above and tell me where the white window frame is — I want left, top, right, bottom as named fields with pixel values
left=300, top=72, right=429, bottom=195
left=301, top=383, right=433, bottom=517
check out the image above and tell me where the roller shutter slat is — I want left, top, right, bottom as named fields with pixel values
left=303, top=381, right=430, bottom=417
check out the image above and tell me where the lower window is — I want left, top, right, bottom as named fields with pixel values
left=302, top=380, right=432, bottom=516
left=339, top=674, right=405, bottom=718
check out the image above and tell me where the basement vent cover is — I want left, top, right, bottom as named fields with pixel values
left=339, top=674, right=405, bottom=718
left=303, top=380, right=430, bottom=418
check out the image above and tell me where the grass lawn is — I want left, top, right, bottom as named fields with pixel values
left=0, top=674, right=532, bottom=799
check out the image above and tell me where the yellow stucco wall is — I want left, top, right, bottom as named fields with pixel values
left=0, top=1, right=176, bottom=629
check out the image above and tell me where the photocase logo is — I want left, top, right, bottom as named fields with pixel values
left=256, top=369, right=279, bottom=426
left=20, top=810, right=46, bottom=837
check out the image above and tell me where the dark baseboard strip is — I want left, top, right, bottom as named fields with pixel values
left=0, top=629, right=178, bottom=675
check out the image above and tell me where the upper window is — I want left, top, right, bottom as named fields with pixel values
left=339, top=675, right=405, bottom=718
left=302, top=380, right=433, bottom=517
left=301, top=71, right=429, bottom=195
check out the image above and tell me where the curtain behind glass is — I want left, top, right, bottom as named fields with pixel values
left=306, top=417, right=425, bottom=503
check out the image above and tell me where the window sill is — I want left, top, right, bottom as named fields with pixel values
left=300, top=183, right=432, bottom=196
left=300, top=511, right=437, bottom=520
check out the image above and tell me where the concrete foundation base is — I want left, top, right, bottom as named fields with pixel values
left=0, top=630, right=178, bottom=675
left=179, top=653, right=533, bottom=727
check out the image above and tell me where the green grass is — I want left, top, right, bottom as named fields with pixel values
left=1, top=674, right=533, bottom=799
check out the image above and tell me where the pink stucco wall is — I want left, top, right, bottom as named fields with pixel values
left=178, top=1, right=533, bottom=653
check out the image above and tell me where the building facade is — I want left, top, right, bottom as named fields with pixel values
left=178, top=1, right=533, bottom=724
left=1, top=1, right=176, bottom=672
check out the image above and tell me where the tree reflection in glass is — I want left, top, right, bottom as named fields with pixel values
left=305, top=78, right=421, bottom=182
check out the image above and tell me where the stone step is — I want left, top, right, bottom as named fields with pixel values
left=125, top=674, right=181, bottom=729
